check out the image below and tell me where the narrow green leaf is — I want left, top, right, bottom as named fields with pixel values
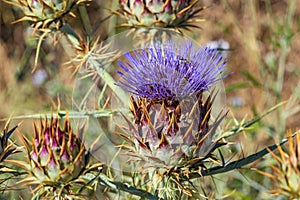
left=241, top=70, right=262, bottom=87
left=1, top=110, right=118, bottom=121
left=99, top=174, right=158, bottom=200
left=185, top=130, right=299, bottom=179
left=223, top=101, right=285, bottom=138
left=225, top=82, right=249, bottom=93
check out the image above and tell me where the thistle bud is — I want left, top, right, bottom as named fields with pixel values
left=117, top=0, right=205, bottom=31
left=12, top=115, right=102, bottom=198
left=5, top=0, right=88, bottom=29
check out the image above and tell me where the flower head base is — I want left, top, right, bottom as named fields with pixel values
left=117, top=0, right=205, bottom=32
left=117, top=40, right=226, bottom=104
left=118, top=92, right=226, bottom=198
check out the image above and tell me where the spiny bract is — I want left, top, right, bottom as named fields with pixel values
left=5, top=0, right=88, bottom=29
left=117, top=0, right=205, bottom=31
left=11, top=115, right=102, bottom=198
left=0, top=118, right=19, bottom=162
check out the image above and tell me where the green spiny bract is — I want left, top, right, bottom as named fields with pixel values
left=12, top=115, right=102, bottom=199
left=5, top=0, right=88, bottom=29
left=0, top=117, right=20, bottom=192
left=0, top=118, right=19, bottom=162
left=117, top=0, right=205, bottom=31
left=119, top=94, right=226, bottom=198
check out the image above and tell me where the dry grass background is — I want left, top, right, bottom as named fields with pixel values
left=1, top=0, right=299, bottom=125
left=0, top=0, right=300, bottom=198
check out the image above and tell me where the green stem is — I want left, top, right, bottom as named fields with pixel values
left=99, top=174, right=159, bottom=200
left=78, top=6, right=93, bottom=35
left=93, top=61, right=130, bottom=105
left=222, top=102, right=285, bottom=138
left=107, top=0, right=118, bottom=37
left=33, top=31, right=49, bottom=71
left=275, top=0, right=295, bottom=136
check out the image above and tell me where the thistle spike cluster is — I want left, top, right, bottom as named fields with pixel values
left=121, top=94, right=226, bottom=169
left=5, top=0, right=88, bottom=29
left=29, top=116, right=85, bottom=183
left=260, top=132, right=300, bottom=198
left=0, top=118, right=19, bottom=162
left=12, top=115, right=101, bottom=198
left=117, top=40, right=227, bottom=172
left=117, top=0, right=205, bottom=31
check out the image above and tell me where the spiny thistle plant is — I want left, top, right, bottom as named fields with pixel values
left=0, top=117, right=20, bottom=192
left=0, top=117, right=19, bottom=163
left=63, top=31, right=121, bottom=75
left=116, top=0, right=205, bottom=32
left=4, top=0, right=92, bottom=72
left=259, top=132, right=300, bottom=199
left=4, top=0, right=88, bottom=30
left=10, top=115, right=102, bottom=199
left=116, top=40, right=227, bottom=198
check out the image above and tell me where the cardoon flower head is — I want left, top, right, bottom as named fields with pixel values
left=118, top=40, right=226, bottom=103
left=11, top=115, right=102, bottom=198
left=117, top=40, right=227, bottom=169
left=116, top=40, right=227, bottom=198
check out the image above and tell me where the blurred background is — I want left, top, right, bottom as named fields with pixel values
left=1, top=0, right=300, bottom=198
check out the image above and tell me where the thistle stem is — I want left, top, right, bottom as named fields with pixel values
left=99, top=174, right=159, bottom=200
left=78, top=6, right=93, bottom=35
left=58, top=26, right=130, bottom=105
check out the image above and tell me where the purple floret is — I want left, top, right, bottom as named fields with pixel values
left=117, top=40, right=226, bottom=101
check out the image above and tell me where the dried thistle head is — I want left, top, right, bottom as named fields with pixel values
left=116, top=40, right=228, bottom=198
left=4, top=0, right=89, bottom=30
left=10, top=115, right=102, bottom=199
left=63, top=33, right=121, bottom=75
left=260, top=132, right=300, bottom=199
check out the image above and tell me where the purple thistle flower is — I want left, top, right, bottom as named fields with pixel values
left=117, top=40, right=227, bottom=101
